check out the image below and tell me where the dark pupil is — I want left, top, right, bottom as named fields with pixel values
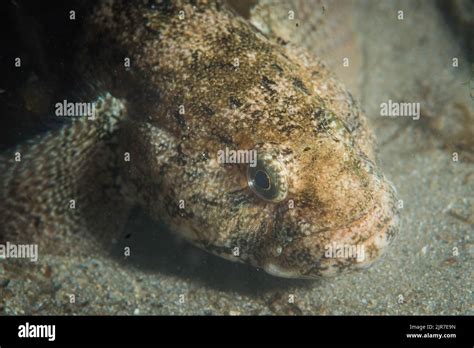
left=254, top=170, right=270, bottom=190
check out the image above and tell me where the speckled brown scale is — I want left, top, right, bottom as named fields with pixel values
left=0, top=0, right=400, bottom=278
left=0, top=94, right=129, bottom=252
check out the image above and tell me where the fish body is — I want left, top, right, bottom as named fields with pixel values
left=0, top=0, right=400, bottom=278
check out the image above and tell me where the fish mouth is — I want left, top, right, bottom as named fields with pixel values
left=264, top=212, right=399, bottom=279
left=263, top=177, right=400, bottom=279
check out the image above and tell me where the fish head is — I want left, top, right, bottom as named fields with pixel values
left=246, top=131, right=400, bottom=279
left=120, top=4, right=400, bottom=279
left=137, top=93, right=400, bottom=279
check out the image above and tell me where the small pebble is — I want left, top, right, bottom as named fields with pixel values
left=421, top=245, right=428, bottom=255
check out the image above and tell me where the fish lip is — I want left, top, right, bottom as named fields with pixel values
left=311, top=180, right=400, bottom=273
left=262, top=177, right=400, bottom=279
left=264, top=211, right=400, bottom=279
left=263, top=263, right=301, bottom=279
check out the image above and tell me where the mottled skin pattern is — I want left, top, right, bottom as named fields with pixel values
left=0, top=0, right=400, bottom=278
left=0, top=95, right=129, bottom=252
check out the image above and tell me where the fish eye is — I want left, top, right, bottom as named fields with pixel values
left=254, top=170, right=271, bottom=190
left=247, top=154, right=288, bottom=202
